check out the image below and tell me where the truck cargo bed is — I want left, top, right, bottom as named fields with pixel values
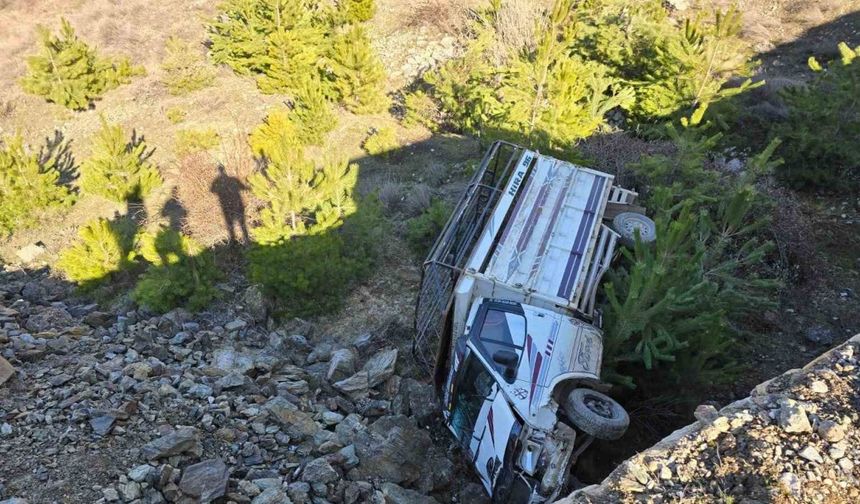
left=482, top=155, right=613, bottom=305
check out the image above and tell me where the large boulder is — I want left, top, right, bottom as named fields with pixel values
left=179, top=458, right=230, bottom=502
left=140, top=427, right=200, bottom=460
left=266, top=397, right=320, bottom=438
left=381, top=483, right=440, bottom=504
left=333, top=348, right=397, bottom=400
left=24, top=307, right=74, bottom=333
left=349, top=415, right=450, bottom=491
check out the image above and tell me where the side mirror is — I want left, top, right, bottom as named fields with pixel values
left=492, top=350, right=518, bottom=382
left=492, top=350, right=518, bottom=366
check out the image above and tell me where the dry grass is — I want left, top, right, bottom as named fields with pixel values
left=492, top=0, right=551, bottom=58
left=406, top=0, right=472, bottom=35
left=577, top=131, right=675, bottom=188
left=174, top=132, right=257, bottom=246
left=378, top=181, right=433, bottom=217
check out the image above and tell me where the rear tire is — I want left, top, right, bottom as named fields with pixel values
left=612, top=212, right=656, bottom=247
left=562, top=388, right=629, bottom=441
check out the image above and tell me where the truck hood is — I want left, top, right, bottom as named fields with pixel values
left=470, top=304, right=603, bottom=429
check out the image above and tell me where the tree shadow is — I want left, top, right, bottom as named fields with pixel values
left=37, top=130, right=77, bottom=186
left=758, top=10, right=860, bottom=78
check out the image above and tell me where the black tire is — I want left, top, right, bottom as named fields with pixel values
left=612, top=212, right=656, bottom=247
left=562, top=388, right=629, bottom=440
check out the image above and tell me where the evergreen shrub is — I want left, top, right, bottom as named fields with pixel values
left=161, top=37, right=217, bottom=95
left=20, top=19, right=144, bottom=110
left=776, top=43, right=860, bottom=188
left=80, top=119, right=162, bottom=202
left=56, top=217, right=137, bottom=287
left=362, top=127, right=398, bottom=156
left=0, top=134, right=74, bottom=237
left=175, top=128, right=221, bottom=156
left=406, top=198, right=450, bottom=255
left=209, top=0, right=387, bottom=113
left=132, top=227, right=221, bottom=312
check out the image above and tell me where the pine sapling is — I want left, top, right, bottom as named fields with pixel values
left=20, top=18, right=144, bottom=110
left=80, top=119, right=162, bottom=203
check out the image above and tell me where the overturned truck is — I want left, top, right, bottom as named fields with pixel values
left=414, top=142, right=656, bottom=503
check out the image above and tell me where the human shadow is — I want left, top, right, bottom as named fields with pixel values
left=161, top=187, right=188, bottom=232
left=210, top=164, right=250, bottom=244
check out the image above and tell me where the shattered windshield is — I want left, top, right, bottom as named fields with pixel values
left=449, top=352, right=494, bottom=443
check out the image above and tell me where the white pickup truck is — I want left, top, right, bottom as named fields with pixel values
left=414, top=142, right=655, bottom=503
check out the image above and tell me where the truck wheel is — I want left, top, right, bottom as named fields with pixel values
left=612, top=212, right=656, bottom=247
left=562, top=388, right=629, bottom=440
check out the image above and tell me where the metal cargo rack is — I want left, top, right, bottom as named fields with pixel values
left=413, top=141, right=526, bottom=381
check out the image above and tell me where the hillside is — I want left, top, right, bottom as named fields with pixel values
left=1, top=0, right=859, bottom=503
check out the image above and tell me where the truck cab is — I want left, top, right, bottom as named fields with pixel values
left=414, top=142, right=654, bottom=502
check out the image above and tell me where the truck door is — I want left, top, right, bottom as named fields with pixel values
left=448, top=349, right=521, bottom=495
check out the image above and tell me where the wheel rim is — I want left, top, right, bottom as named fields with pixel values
left=583, top=393, right=615, bottom=419
left=621, top=215, right=649, bottom=236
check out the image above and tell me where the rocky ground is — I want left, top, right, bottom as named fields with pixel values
left=0, top=267, right=487, bottom=504
left=558, top=335, right=860, bottom=504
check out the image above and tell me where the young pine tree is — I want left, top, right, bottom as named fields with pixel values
left=20, top=19, right=144, bottom=110
left=57, top=217, right=137, bottom=287
left=161, top=37, right=217, bottom=95
left=132, top=227, right=220, bottom=312
left=247, top=156, right=358, bottom=244
left=209, top=0, right=321, bottom=77
left=425, top=0, right=631, bottom=151
left=326, top=25, right=389, bottom=114
left=776, top=43, right=860, bottom=188
left=80, top=119, right=162, bottom=203
left=0, top=135, right=74, bottom=237
left=634, top=7, right=756, bottom=121
left=337, top=0, right=376, bottom=23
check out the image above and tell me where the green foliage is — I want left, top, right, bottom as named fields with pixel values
left=626, top=7, right=755, bottom=121
left=362, top=127, right=398, bottom=156
left=250, top=92, right=335, bottom=164
left=57, top=217, right=136, bottom=287
left=775, top=43, right=860, bottom=188
left=248, top=156, right=358, bottom=244
left=406, top=198, right=450, bottom=255
left=0, top=134, right=74, bottom=237
left=208, top=0, right=387, bottom=114
left=132, top=227, right=221, bottom=312
left=402, top=90, right=440, bottom=130
left=175, top=128, right=221, bottom=156
left=602, top=187, right=776, bottom=389
left=327, top=25, right=389, bottom=113
left=601, top=127, right=782, bottom=389
left=166, top=106, right=187, bottom=124
left=632, top=122, right=723, bottom=204
left=80, top=119, right=162, bottom=202
left=337, top=0, right=376, bottom=23
left=161, top=37, right=217, bottom=95
left=248, top=197, right=384, bottom=317
left=418, top=1, right=757, bottom=146
left=20, top=19, right=144, bottom=110
left=423, top=0, right=632, bottom=152
left=289, top=85, right=338, bottom=145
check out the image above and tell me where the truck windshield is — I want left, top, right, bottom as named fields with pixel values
left=450, top=352, right=494, bottom=443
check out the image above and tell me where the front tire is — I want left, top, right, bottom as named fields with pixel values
left=562, top=388, right=629, bottom=440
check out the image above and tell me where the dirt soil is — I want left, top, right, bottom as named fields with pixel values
left=0, top=0, right=858, bottom=500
